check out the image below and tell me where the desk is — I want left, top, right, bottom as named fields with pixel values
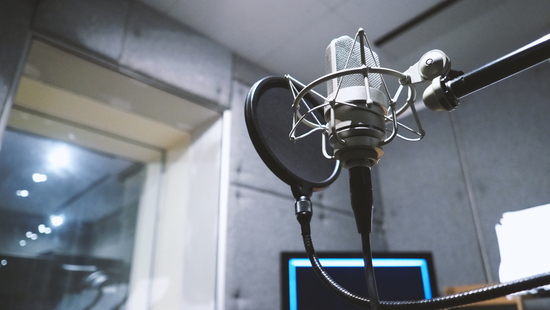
left=444, top=284, right=524, bottom=310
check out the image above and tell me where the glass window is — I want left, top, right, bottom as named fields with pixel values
left=0, top=122, right=157, bottom=309
left=0, top=39, right=222, bottom=310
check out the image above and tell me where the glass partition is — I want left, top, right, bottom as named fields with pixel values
left=0, top=38, right=223, bottom=310
left=0, top=119, right=159, bottom=309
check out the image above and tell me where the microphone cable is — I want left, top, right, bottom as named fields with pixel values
left=349, top=166, right=381, bottom=310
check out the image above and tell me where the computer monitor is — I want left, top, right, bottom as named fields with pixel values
left=281, top=252, right=438, bottom=310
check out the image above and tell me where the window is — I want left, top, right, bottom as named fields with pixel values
left=0, top=39, right=224, bottom=309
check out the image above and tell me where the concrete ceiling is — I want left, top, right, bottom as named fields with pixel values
left=139, top=0, right=550, bottom=91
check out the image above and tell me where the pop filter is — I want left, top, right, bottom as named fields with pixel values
left=245, top=76, right=340, bottom=198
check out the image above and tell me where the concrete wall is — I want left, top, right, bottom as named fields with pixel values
left=0, top=0, right=35, bottom=144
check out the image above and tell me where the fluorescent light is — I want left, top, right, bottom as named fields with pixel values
left=61, top=264, right=98, bottom=272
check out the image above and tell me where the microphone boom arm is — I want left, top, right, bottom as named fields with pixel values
left=423, top=33, right=550, bottom=111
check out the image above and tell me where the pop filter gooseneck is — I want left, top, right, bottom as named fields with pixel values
left=244, top=76, right=341, bottom=198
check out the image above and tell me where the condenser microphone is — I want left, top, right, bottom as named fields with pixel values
left=323, top=35, right=390, bottom=169
left=286, top=29, right=450, bottom=169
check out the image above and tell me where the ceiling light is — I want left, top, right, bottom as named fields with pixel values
left=32, top=173, right=48, bottom=182
left=48, top=146, right=71, bottom=169
left=61, top=264, right=98, bottom=272
left=19, top=240, right=26, bottom=247
left=50, top=215, right=64, bottom=226
left=16, top=190, right=29, bottom=197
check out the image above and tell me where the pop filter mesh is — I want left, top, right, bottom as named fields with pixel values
left=245, top=77, right=340, bottom=190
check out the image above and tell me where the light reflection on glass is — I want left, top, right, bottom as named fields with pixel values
left=48, top=145, right=71, bottom=169
left=16, top=190, right=29, bottom=197
left=38, top=224, right=52, bottom=234
left=50, top=215, right=64, bottom=227
left=32, top=173, right=48, bottom=182
left=1, top=124, right=149, bottom=308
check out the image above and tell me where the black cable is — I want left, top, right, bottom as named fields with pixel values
left=349, top=166, right=380, bottom=309
left=302, top=228, right=550, bottom=310
left=383, top=272, right=550, bottom=309
left=295, top=167, right=550, bottom=310
left=361, top=232, right=380, bottom=310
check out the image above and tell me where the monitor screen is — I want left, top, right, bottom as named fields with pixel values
left=281, top=252, right=438, bottom=310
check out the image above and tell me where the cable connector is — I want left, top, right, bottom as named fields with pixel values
left=295, top=196, right=312, bottom=236
left=349, top=166, right=374, bottom=234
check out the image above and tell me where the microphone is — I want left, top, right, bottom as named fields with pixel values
left=323, top=34, right=390, bottom=169
left=286, top=28, right=448, bottom=170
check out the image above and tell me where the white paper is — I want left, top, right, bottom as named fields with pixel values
left=495, top=202, right=550, bottom=293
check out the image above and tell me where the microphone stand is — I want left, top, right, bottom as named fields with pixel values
left=424, top=33, right=550, bottom=111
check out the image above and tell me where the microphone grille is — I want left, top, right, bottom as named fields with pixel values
left=325, top=36, right=382, bottom=95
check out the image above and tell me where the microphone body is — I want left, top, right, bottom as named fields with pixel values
left=324, top=35, right=390, bottom=168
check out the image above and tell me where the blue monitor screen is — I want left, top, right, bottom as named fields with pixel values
left=281, top=252, right=438, bottom=310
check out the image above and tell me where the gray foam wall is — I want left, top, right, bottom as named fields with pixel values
left=454, top=63, right=550, bottom=283
left=32, top=0, right=232, bottom=111
left=377, top=62, right=550, bottom=297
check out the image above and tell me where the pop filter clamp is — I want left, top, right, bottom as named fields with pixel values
left=245, top=29, right=550, bottom=309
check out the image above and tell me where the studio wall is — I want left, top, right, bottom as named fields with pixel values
left=377, top=62, right=550, bottom=301
left=0, top=0, right=35, bottom=140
